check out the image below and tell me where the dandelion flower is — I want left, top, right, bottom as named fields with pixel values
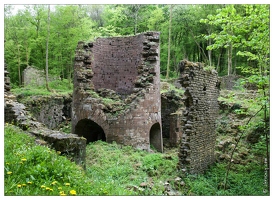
left=41, top=185, right=46, bottom=188
left=46, top=187, right=51, bottom=191
left=17, top=184, right=22, bottom=188
left=27, top=181, right=32, bottom=184
left=65, top=183, right=70, bottom=186
left=51, top=181, right=57, bottom=185
left=7, top=171, right=12, bottom=175
left=21, top=158, right=27, bottom=162
left=70, top=190, right=77, bottom=195
left=22, top=184, right=26, bottom=187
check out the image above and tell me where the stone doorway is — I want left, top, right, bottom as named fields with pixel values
left=75, top=119, right=106, bottom=144
left=149, top=123, right=163, bottom=152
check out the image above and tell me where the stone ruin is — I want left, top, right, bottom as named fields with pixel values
left=72, top=33, right=220, bottom=173
left=4, top=60, right=11, bottom=93
left=4, top=56, right=86, bottom=168
left=72, top=32, right=163, bottom=152
left=4, top=34, right=220, bottom=174
left=177, top=60, right=220, bottom=174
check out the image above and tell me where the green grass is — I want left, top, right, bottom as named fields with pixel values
left=4, top=124, right=90, bottom=196
left=4, top=124, right=268, bottom=196
left=11, top=79, right=73, bottom=98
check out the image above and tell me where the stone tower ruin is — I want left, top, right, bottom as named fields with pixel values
left=72, top=32, right=163, bottom=152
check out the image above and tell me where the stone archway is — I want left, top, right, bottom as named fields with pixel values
left=75, top=119, right=106, bottom=144
left=149, top=123, right=163, bottom=152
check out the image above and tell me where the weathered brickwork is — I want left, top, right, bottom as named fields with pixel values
left=178, top=60, right=220, bottom=174
left=72, top=32, right=163, bottom=152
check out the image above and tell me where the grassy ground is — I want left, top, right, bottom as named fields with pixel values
left=4, top=124, right=268, bottom=196
left=5, top=79, right=269, bottom=196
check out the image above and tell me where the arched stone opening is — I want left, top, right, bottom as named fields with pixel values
left=75, top=119, right=106, bottom=144
left=149, top=123, right=163, bottom=152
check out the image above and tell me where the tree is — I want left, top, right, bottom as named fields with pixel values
left=45, top=5, right=51, bottom=92
left=166, top=5, right=173, bottom=79
left=201, top=5, right=242, bottom=75
left=201, top=4, right=270, bottom=191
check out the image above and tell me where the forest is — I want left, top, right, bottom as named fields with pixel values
left=4, top=4, right=269, bottom=86
left=4, top=4, right=270, bottom=196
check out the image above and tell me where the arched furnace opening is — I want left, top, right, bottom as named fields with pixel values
left=149, top=122, right=163, bottom=152
left=75, top=119, right=106, bottom=144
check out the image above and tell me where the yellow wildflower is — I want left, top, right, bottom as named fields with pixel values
left=65, top=183, right=70, bottom=186
left=60, top=193, right=66, bottom=196
left=21, top=158, right=27, bottom=162
left=58, top=187, right=62, bottom=190
left=27, top=181, right=32, bottom=184
left=22, top=184, right=26, bottom=187
left=7, top=171, right=12, bottom=175
left=17, top=184, right=22, bottom=188
left=51, top=181, right=58, bottom=185
left=41, top=185, right=46, bottom=188
left=46, top=187, right=51, bottom=191
left=70, top=190, right=77, bottom=195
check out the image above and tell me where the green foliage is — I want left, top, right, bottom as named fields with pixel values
left=183, top=162, right=268, bottom=195
left=4, top=123, right=268, bottom=196
left=201, top=4, right=269, bottom=76
left=11, top=79, right=73, bottom=98
left=4, top=124, right=90, bottom=196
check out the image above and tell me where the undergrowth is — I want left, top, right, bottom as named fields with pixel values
left=4, top=123, right=268, bottom=196
left=11, top=79, right=73, bottom=97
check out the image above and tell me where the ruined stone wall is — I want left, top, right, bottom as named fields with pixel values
left=72, top=32, right=163, bottom=152
left=4, top=61, right=11, bottom=93
left=219, top=75, right=241, bottom=90
left=5, top=93, right=85, bottom=168
left=22, top=66, right=59, bottom=87
left=178, top=60, right=220, bottom=174
left=19, top=95, right=72, bottom=129
left=161, top=90, right=184, bottom=147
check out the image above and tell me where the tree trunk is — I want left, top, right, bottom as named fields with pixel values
left=216, top=48, right=222, bottom=73
left=166, top=5, right=173, bottom=79
left=208, top=38, right=212, bottom=66
left=45, top=5, right=51, bottom=92
left=134, top=12, right=138, bottom=35
left=17, top=45, right=21, bottom=86
left=227, top=43, right=233, bottom=75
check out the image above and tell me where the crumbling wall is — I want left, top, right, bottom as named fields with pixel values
left=219, top=75, right=241, bottom=90
left=19, top=95, right=72, bottom=129
left=22, top=66, right=59, bottom=87
left=4, top=95, right=86, bottom=168
left=4, top=60, right=11, bottom=93
left=161, top=90, right=184, bottom=147
left=72, top=32, right=163, bottom=152
left=178, top=60, right=220, bottom=174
